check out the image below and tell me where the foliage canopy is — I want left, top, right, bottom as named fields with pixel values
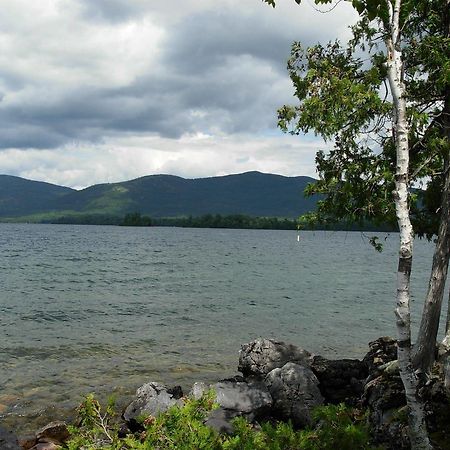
left=265, top=0, right=449, bottom=240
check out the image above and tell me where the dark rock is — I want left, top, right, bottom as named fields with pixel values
left=219, top=375, right=245, bottom=383
left=363, top=336, right=397, bottom=376
left=0, top=426, right=21, bottom=450
left=264, top=362, right=323, bottom=427
left=422, top=376, right=450, bottom=448
left=117, top=423, right=132, bottom=439
left=310, top=356, right=368, bottom=404
left=167, top=385, right=183, bottom=400
left=239, top=338, right=312, bottom=378
left=123, top=382, right=184, bottom=426
left=35, top=421, right=70, bottom=444
left=362, top=369, right=409, bottom=449
left=212, top=379, right=272, bottom=421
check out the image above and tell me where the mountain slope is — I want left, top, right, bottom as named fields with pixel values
left=0, top=171, right=318, bottom=219
left=0, top=175, right=75, bottom=217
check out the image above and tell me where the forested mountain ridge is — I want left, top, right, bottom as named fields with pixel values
left=0, top=171, right=318, bottom=220
left=0, top=175, right=75, bottom=217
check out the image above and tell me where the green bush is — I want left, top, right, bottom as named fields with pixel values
left=65, top=393, right=377, bottom=449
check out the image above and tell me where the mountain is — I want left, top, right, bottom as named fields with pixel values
left=0, top=175, right=75, bottom=217
left=0, top=171, right=318, bottom=220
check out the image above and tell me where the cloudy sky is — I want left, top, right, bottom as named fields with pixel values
left=0, top=0, right=357, bottom=189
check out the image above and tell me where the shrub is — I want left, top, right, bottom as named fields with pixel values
left=65, top=393, right=377, bottom=449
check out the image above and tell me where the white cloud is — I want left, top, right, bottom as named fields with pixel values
left=0, top=133, right=323, bottom=189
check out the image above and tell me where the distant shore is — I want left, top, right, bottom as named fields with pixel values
left=0, top=211, right=396, bottom=232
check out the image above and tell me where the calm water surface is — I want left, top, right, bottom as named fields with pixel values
left=0, top=224, right=438, bottom=431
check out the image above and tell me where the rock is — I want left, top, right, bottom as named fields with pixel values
left=212, top=379, right=272, bottom=421
left=239, top=338, right=312, bottom=378
left=167, top=385, right=183, bottom=400
left=0, top=426, right=21, bottom=450
left=310, top=356, right=368, bottom=404
left=18, top=435, right=38, bottom=450
left=117, top=423, right=132, bottom=439
left=204, top=408, right=237, bottom=434
left=201, top=379, right=272, bottom=434
left=123, top=382, right=184, bottom=425
left=35, top=421, right=70, bottom=444
left=30, top=444, right=61, bottom=450
left=189, top=382, right=208, bottom=400
left=362, top=370, right=409, bottom=449
left=265, top=362, right=323, bottom=427
left=363, top=336, right=397, bottom=376
left=421, top=375, right=450, bottom=448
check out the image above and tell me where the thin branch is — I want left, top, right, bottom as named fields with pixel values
left=411, top=152, right=439, bottom=179
left=305, top=0, right=344, bottom=13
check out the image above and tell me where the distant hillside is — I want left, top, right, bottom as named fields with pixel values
left=0, top=171, right=319, bottom=220
left=0, top=175, right=75, bottom=217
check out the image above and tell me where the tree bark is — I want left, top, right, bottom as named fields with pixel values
left=444, top=285, right=450, bottom=391
left=412, top=0, right=450, bottom=375
left=413, top=151, right=450, bottom=373
left=386, top=0, right=432, bottom=448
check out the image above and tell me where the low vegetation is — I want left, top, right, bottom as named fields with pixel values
left=65, top=392, right=377, bottom=450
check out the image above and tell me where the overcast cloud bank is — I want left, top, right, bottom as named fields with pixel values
left=0, top=0, right=357, bottom=188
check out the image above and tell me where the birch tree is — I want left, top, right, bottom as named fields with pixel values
left=263, top=0, right=449, bottom=448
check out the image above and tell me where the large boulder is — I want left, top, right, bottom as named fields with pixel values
left=123, top=382, right=184, bottom=426
left=239, top=338, right=312, bottom=378
left=310, top=356, right=368, bottom=404
left=265, top=362, right=323, bottom=427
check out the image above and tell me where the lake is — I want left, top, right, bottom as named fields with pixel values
left=0, top=223, right=439, bottom=432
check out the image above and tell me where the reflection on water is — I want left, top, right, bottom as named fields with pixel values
left=0, top=224, right=437, bottom=432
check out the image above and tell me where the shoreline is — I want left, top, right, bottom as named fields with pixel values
left=3, top=336, right=449, bottom=449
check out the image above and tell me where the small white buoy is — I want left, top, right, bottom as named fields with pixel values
left=297, top=235, right=300, bottom=242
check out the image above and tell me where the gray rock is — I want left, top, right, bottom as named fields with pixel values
left=202, top=379, right=273, bottom=434
left=123, top=382, right=183, bottom=423
left=0, top=426, right=21, bottom=450
left=239, top=338, right=312, bottom=378
left=212, top=379, right=272, bottom=420
left=265, top=362, right=323, bottom=427
left=204, top=408, right=236, bottom=434
left=189, top=382, right=208, bottom=400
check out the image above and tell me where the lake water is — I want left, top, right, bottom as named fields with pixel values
left=0, top=223, right=439, bottom=432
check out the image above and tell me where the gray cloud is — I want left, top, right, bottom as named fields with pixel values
left=0, top=1, right=357, bottom=150
left=0, top=0, right=357, bottom=186
left=76, top=0, right=150, bottom=23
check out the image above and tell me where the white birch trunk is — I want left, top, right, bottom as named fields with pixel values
left=385, top=0, right=432, bottom=448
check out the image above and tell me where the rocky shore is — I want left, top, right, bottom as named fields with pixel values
left=2, top=337, right=449, bottom=449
